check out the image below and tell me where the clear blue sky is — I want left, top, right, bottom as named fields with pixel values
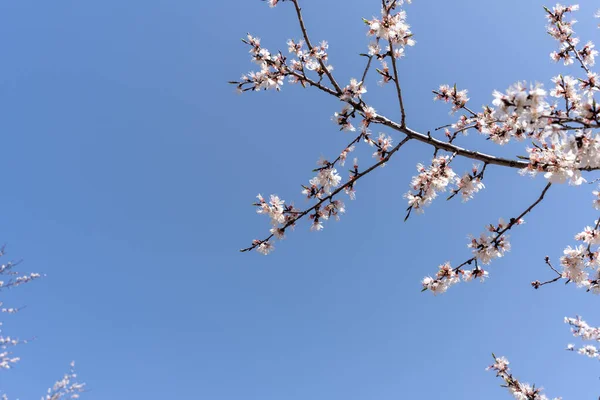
left=0, top=0, right=599, bottom=398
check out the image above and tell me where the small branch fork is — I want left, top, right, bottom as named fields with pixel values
left=532, top=257, right=563, bottom=289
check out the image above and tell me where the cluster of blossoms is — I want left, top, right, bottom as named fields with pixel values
left=308, top=200, right=346, bottom=232
left=489, top=82, right=549, bottom=144
left=546, top=4, right=598, bottom=67
left=254, top=194, right=300, bottom=255
left=340, top=78, right=366, bottom=102
left=433, top=84, right=469, bottom=114
left=404, top=156, right=456, bottom=215
left=421, top=262, right=488, bottom=294
left=468, top=218, right=519, bottom=265
left=371, top=133, right=394, bottom=162
left=333, top=105, right=357, bottom=132
left=436, top=82, right=550, bottom=146
left=520, top=139, right=586, bottom=185
left=364, top=2, right=415, bottom=53
left=363, top=2, right=415, bottom=87
left=252, top=159, right=347, bottom=254
left=565, top=315, right=600, bottom=361
left=232, top=29, right=334, bottom=93
left=302, top=160, right=343, bottom=198
left=555, top=218, right=600, bottom=292
left=41, top=361, right=85, bottom=400
left=234, top=34, right=286, bottom=92
left=487, top=355, right=560, bottom=400
left=333, top=104, right=376, bottom=134
left=287, top=38, right=333, bottom=78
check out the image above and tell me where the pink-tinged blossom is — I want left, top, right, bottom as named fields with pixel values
left=546, top=4, right=579, bottom=43
left=372, top=133, right=393, bottom=161
left=487, top=356, right=509, bottom=373
left=434, top=84, right=469, bottom=114
left=452, top=165, right=485, bottom=202
left=580, top=72, right=600, bottom=97
left=316, top=165, right=342, bottom=195
left=468, top=232, right=510, bottom=265
left=574, top=223, right=600, bottom=245
left=462, top=268, right=489, bottom=282
left=549, top=75, right=580, bottom=104
left=287, top=39, right=304, bottom=55
left=377, top=61, right=391, bottom=86
left=485, top=82, right=550, bottom=144
left=364, top=7, right=415, bottom=48
left=579, top=41, right=598, bottom=66
left=367, top=41, right=381, bottom=56
left=467, top=219, right=515, bottom=265
left=333, top=105, right=356, bottom=132
left=256, top=194, right=286, bottom=226
left=421, top=262, right=489, bottom=294
left=340, top=78, right=366, bottom=101
left=270, top=227, right=286, bottom=240
left=287, top=38, right=330, bottom=72
left=519, top=132, right=599, bottom=185
left=560, top=245, right=589, bottom=285
left=301, top=162, right=342, bottom=201
left=255, top=240, right=274, bottom=255
left=323, top=200, right=345, bottom=221
left=421, top=262, right=459, bottom=294
left=339, top=145, right=355, bottom=166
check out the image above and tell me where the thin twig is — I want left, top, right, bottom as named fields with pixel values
left=387, top=41, right=407, bottom=127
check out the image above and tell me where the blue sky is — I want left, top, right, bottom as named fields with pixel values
left=0, top=0, right=599, bottom=398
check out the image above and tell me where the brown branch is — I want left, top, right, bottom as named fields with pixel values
left=372, top=115, right=530, bottom=169
left=533, top=256, right=562, bottom=289
left=387, top=41, right=407, bottom=127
